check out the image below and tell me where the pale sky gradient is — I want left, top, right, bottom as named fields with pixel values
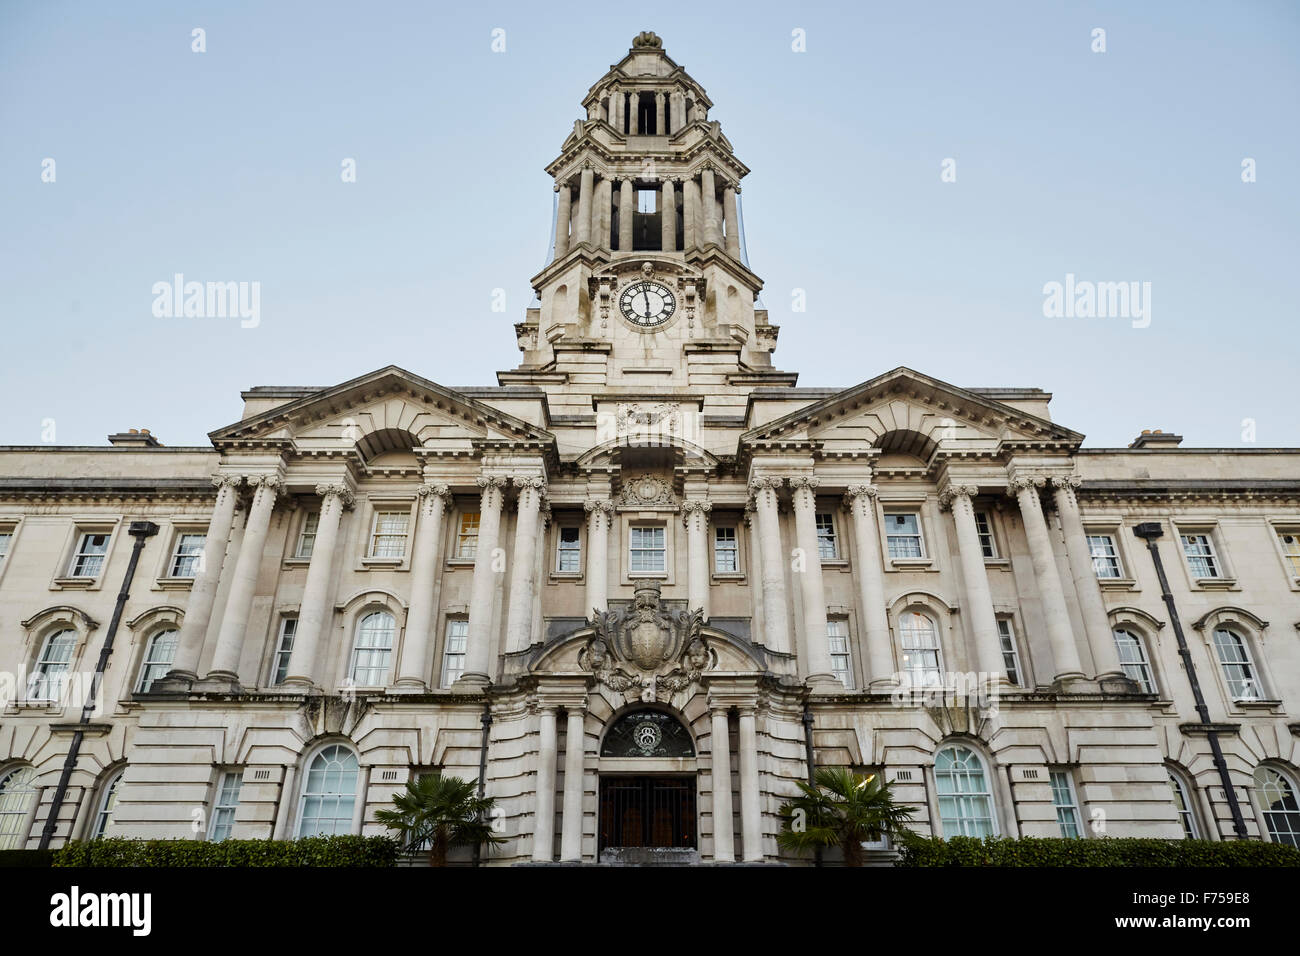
left=2, top=1, right=1297, bottom=448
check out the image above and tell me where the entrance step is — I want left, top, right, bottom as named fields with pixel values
left=598, top=846, right=701, bottom=866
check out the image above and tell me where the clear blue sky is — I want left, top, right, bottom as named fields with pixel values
left=2, top=1, right=1297, bottom=448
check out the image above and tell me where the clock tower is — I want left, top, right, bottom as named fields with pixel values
left=504, top=31, right=794, bottom=424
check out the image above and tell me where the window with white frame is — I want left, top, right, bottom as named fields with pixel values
left=629, top=526, right=666, bottom=573
left=1253, top=765, right=1300, bottom=848
left=209, top=770, right=243, bottom=842
left=168, top=532, right=205, bottom=578
left=1050, top=770, right=1083, bottom=838
left=348, top=611, right=395, bottom=686
left=1088, top=534, right=1123, bottom=578
left=997, top=619, right=1023, bottom=686
left=1180, top=533, right=1221, bottom=579
left=714, top=526, right=738, bottom=573
left=368, top=511, right=409, bottom=559
left=899, top=611, right=942, bottom=687
left=0, top=530, right=13, bottom=563
left=441, top=619, right=468, bottom=686
left=815, top=512, right=838, bottom=560
left=1112, top=627, right=1156, bottom=694
left=68, top=531, right=110, bottom=577
left=136, top=628, right=178, bottom=693
left=1212, top=627, right=1261, bottom=701
left=555, top=525, right=581, bottom=572
left=0, top=766, right=38, bottom=850
left=270, top=617, right=297, bottom=685
left=1277, top=531, right=1300, bottom=580
left=885, top=513, right=924, bottom=559
left=1168, top=768, right=1200, bottom=839
left=827, top=619, right=852, bottom=687
left=456, top=512, right=480, bottom=558
left=28, top=628, right=76, bottom=702
left=934, top=745, right=996, bottom=838
left=295, top=512, right=319, bottom=559
left=91, top=769, right=123, bottom=839
left=296, top=745, right=359, bottom=837
left=974, top=512, right=997, bottom=559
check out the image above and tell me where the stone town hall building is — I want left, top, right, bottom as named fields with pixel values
left=2, top=33, right=1299, bottom=863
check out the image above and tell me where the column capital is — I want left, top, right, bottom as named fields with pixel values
left=937, top=483, right=979, bottom=510
left=211, top=474, right=243, bottom=491
left=416, top=481, right=452, bottom=501
left=1050, top=474, right=1083, bottom=491
left=511, top=474, right=548, bottom=494
left=788, top=475, right=820, bottom=495
left=476, top=474, right=509, bottom=491
left=583, top=497, right=615, bottom=516
left=843, top=482, right=878, bottom=504
left=747, top=475, right=783, bottom=495
left=1007, top=474, right=1048, bottom=496
left=314, top=482, right=355, bottom=509
left=681, top=498, right=712, bottom=526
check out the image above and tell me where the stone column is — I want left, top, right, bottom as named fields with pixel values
left=844, top=484, right=895, bottom=688
left=167, top=474, right=241, bottom=684
left=682, top=498, right=711, bottom=619
left=531, top=705, right=558, bottom=862
left=584, top=498, right=613, bottom=616
left=743, top=504, right=764, bottom=638
left=682, top=176, right=698, bottom=253
left=723, top=185, right=741, bottom=257
left=395, top=483, right=451, bottom=688
left=700, top=165, right=721, bottom=247
left=284, top=483, right=354, bottom=689
left=456, top=475, right=507, bottom=688
left=206, top=475, right=282, bottom=685
left=790, top=476, right=836, bottom=685
left=660, top=177, right=676, bottom=253
left=710, top=708, right=734, bottom=862
left=940, top=484, right=1007, bottom=682
left=612, top=87, right=623, bottom=133
left=749, top=477, right=790, bottom=655
left=560, top=706, right=586, bottom=862
left=654, top=90, right=664, bottom=134
left=1011, top=475, right=1085, bottom=682
left=553, top=183, right=571, bottom=260
left=593, top=176, right=611, bottom=252
left=618, top=179, right=634, bottom=252
left=738, top=707, right=763, bottom=862
left=575, top=165, right=593, bottom=247
left=1051, top=476, right=1125, bottom=680
left=505, top=476, right=546, bottom=654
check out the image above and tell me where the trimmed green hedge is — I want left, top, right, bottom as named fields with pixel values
left=0, top=849, right=54, bottom=867
left=896, top=833, right=1300, bottom=867
left=53, top=836, right=399, bottom=868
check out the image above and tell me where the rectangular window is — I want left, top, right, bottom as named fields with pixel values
left=1088, top=534, right=1122, bottom=578
left=296, top=512, right=319, bottom=559
left=69, top=532, right=110, bottom=577
left=714, top=526, right=738, bottom=573
left=1050, top=770, right=1083, bottom=839
left=629, top=526, right=666, bottom=573
left=169, top=532, right=206, bottom=578
left=997, top=619, right=1022, bottom=686
left=457, top=512, right=480, bottom=558
left=1180, top=533, right=1220, bottom=579
left=369, top=511, right=409, bottom=558
left=815, top=513, right=838, bottom=560
left=271, top=617, right=297, bottom=685
left=1277, top=531, right=1300, bottom=579
left=827, top=620, right=852, bottom=688
left=0, top=531, right=12, bottom=562
left=209, top=771, right=243, bottom=842
left=885, top=513, right=924, bottom=559
left=974, top=512, right=997, bottom=558
left=556, top=525, right=581, bottom=572
left=441, top=619, right=468, bottom=686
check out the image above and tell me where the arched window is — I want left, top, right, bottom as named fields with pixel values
left=1112, top=628, right=1156, bottom=694
left=600, top=709, right=695, bottom=757
left=935, top=745, right=997, bottom=838
left=1253, top=765, right=1300, bottom=848
left=91, top=769, right=124, bottom=839
left=28, top=628, right=76, bottom=702
left=899, top=611, right=942, bottom=687
left=349, top=611, right=395, bottom=686
left=296, top=745, right=360, bottom=837
left=1212, top=628, right=1261, bottom=701
left=0, top=766, right=38, bottom=850
left=136, top=629, right=178, bottom=693
left=1167, top=767, right=1200, bottom=839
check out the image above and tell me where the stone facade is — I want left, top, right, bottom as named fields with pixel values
left=1, top=34, right=1298, bottom=862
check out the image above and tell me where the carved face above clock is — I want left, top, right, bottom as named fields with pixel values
left=618, top=278, right=677, bottom=328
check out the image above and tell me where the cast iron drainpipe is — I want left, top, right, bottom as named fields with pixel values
left=1132, top=521, right=1249, bottom=839
left=38, top=520, right=158, bottom=850
left=802, top=703, right=822, bottom=866
left=471, top=701, right=492, bottom=867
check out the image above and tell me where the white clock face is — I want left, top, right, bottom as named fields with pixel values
left=619, top=280, right=676, bottom=328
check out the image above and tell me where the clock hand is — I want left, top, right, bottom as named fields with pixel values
left=641, top=289, right=651, bottom=320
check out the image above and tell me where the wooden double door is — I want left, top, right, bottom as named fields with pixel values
left=598, top=776, right=696, bottom=850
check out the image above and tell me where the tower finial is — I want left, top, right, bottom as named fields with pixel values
left=632, top=31, right=662, bottom=49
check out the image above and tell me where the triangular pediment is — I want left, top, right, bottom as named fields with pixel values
left=209, top=366, right=555, bottom=461
left=740, top=367, right=1083, bottom=464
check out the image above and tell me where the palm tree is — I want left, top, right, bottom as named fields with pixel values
left=777, top=767, right=915, bottom=867
left=375, top=771, right=505, bottom=867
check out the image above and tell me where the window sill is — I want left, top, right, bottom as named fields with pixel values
left=361, top=557, right=405, bottom=568
left=550, top=571, right=584, bottom=582
left=887, top=559, right=934, bottom=571
left=52, top=576, right=97, bottom=589
left=711, top=572, right=745, bottom=582
left=820, top=558, right=849, bottom=570
left=1097, top=577, right=1138, bottom=591
left=445, top=557, right=476, bottom=567
left=1230, top=699, right=1281, bottom=712
left=155, top=577, right=195, bottom=590
left=281, top=557, right=311, bottom=568
left=1190, top=577, right=1238, bottom=591
left=628, top=572, right=669, bottom=580
left=983, top=558, right=1011, bottom=569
